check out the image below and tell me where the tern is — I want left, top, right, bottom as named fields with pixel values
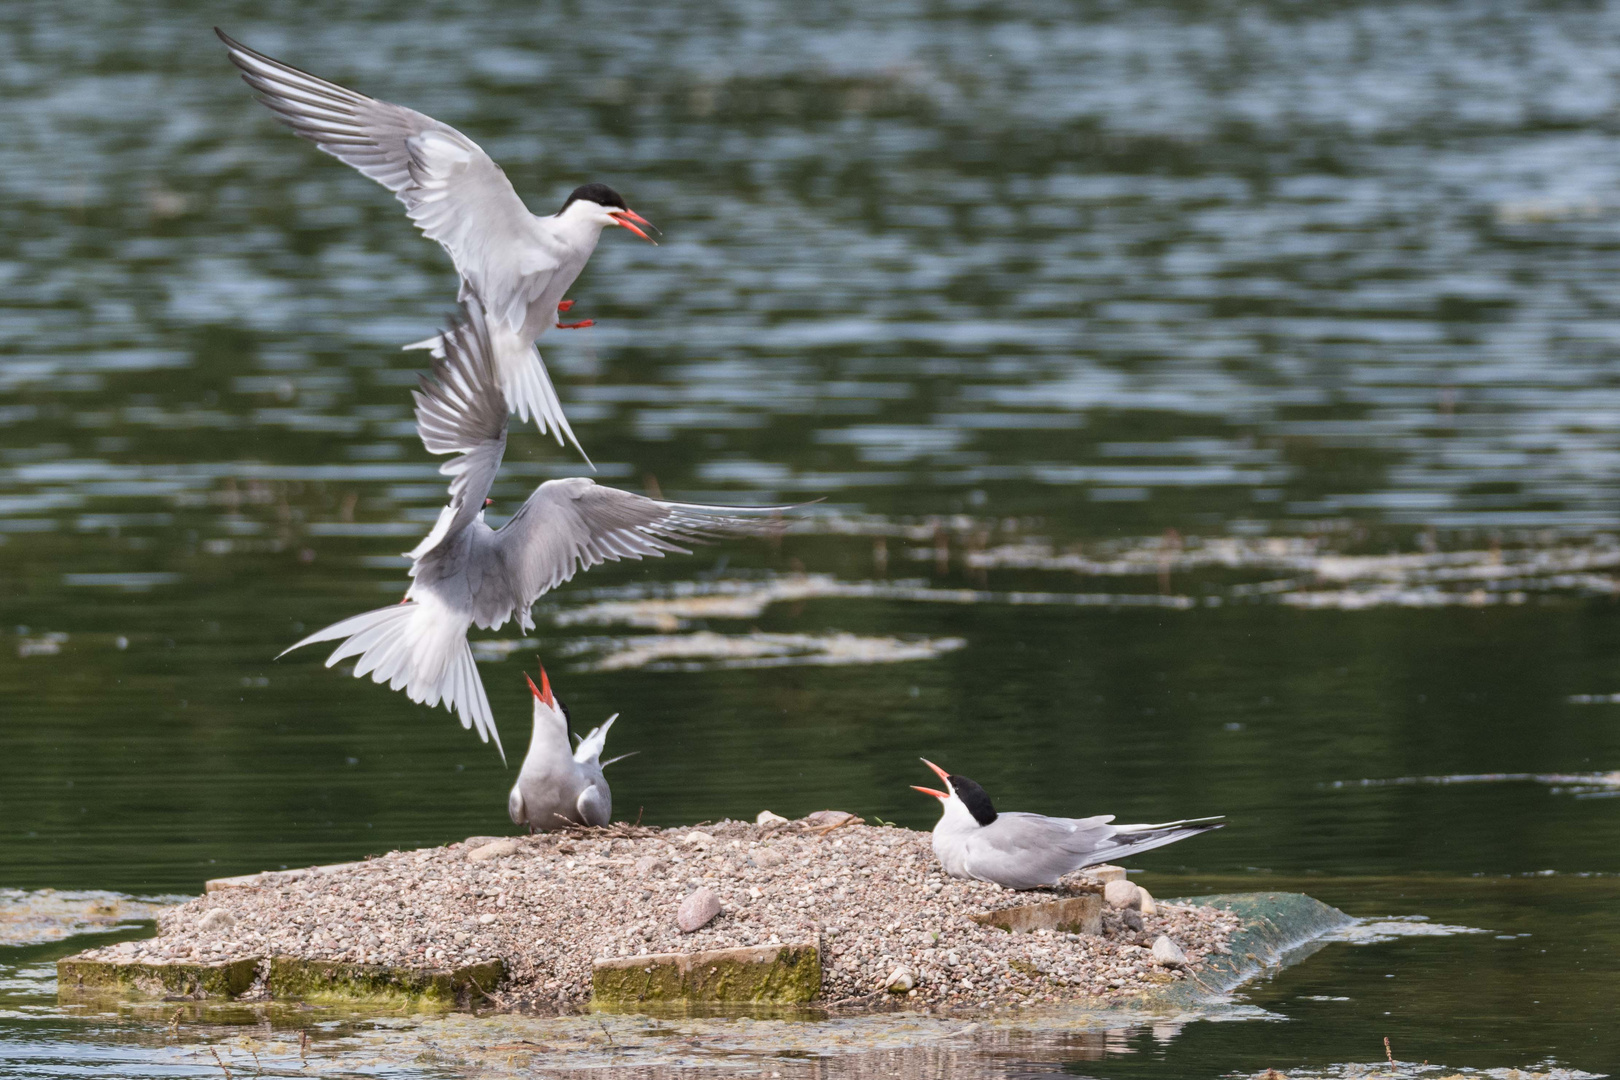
left=216, top=28, right=658, bottom=461
left=279, top=298, right=791, bottom=759
left=508, top=663, right=632, bottom=831
left=912, top=759, right=1223, bottom=890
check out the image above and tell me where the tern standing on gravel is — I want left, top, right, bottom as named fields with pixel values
left=509, top=664, right=631, bottom=831
left=216, top=29, right=657, bottom=460
left=912, top=759, right=1223, bottom=890
left=279, top=298, right=789, bottom=759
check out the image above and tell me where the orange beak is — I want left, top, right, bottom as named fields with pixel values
left=912, top=758, right=951, bottom=800
left=524, top=662, right=557, bottom=708
left=610, top=209, right=657, bottom=244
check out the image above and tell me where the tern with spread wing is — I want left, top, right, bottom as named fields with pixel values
left=509, top=663, right=632, bottom=831
left=216, top=28, right=657, bottom=460
left=912, top=759, right=1223, bottom=890
left=279, top=298, right=790, bottom=759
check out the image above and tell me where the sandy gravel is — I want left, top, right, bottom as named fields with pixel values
left=83, top=819, right=1238, bottom=1012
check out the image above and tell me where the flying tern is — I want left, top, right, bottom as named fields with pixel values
left=508, top=663, right=632, bottom=831
left=216, top=28, right=657, bottom=460
left=279, top=298, right=791, bottom=759
left=912, top=759, right=1223, bottom=890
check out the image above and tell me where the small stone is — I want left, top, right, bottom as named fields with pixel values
left=1151, top=935, right=1187, bottom=968
left=463, top=835, right=503, bottom=850
left=681, top=831, right=712, bottom=849
left=1122, top=909, right=1145, bottom=932
left=884, top=966, right=915, bottom=993
left=477, top=913, right=497, bottom=925
left=802, top=810, right=859, bottom=828
left=755, top=810, right=790, bottom=826
left=751, top=849, right=786, bottom=869
left=1137, top=886, right=1156, bottom=916
left=1088, top=864, right=1128, bottom=884
left=1103, top=879, right=1141, bottom=909
left=676, top=886, right=722, bottom=933
left=198, top=909, right=235, bottom=932
left=467, top=839, right=521, bottom=862
left=634, top=856, right=666, bottom=876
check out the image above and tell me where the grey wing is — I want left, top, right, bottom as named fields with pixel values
left=575, top=779, right=611, bottom=828
left=466, top=479, right=795, bottom=630
left=405, top=298, right=509, bottom=560
left=216, top=29, right=557, bottom=332
left=963, top=813, right=1119, bottom=889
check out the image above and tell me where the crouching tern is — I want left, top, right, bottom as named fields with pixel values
left=509, top=663, right=631, bottom=831
left=279, top=297, right=792, bottom=759
left=912, top=759, right=1223, bottom=890
left=216, top=29, right=658, bottom=460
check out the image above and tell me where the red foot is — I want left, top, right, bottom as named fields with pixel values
left=556, top=319, right=595, bottom=330
left=556, top=300, right=575, bottom=313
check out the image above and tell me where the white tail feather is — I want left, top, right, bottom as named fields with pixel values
left=573, top=712, right=618, bottom=765
left=278, top=601, right=503, bottom=761
left=403, top=324, right=590, bottom=466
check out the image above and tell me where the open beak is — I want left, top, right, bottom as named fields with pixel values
left=913, top=758, right=951, bottom=800
left=524, top=663, right=557, bottom=708
left=610, top=209, right=658, bottom=244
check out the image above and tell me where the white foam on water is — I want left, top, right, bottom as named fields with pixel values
left=564, top=630, right=967, bottom=672
left=0, top=888, right=177, bottom=948
left=1320, top=914, right=1492, bottom=946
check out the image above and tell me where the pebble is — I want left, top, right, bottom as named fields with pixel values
left=1122, top=909, right=1145, bottom=932
left=467, top=839, right=521, bottom=862
left=90, top=820, right=1239, bottom=1013
left=755, top=810, right=790, bottom=826
left=884, top=966, right=915, bottom=993
left=197, top=909, right=235, bottom=932
left=677, top=886, right=722, bottom=933
left=1137, top=886, right=1157, bottom=917
left=1103, top=879, right=1141, bottom=909
left=1088, top=864, right=1128, bottom=884
left=1152, top=935, right=1188, bottom=967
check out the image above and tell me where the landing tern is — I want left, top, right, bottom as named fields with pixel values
left=912, top=759, right=1223, bottom=890
left=508, top=663, right=633, bottom=831
left=216, top=28, right=657, bottom=460
left=279, top=298, right=791, bottom=759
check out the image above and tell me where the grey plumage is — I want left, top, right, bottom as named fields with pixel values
left=280, top=298, right=793, bottom=757
left=508, top=666, right=627, bottom=831
left=917, top=761, right=1223, bottom=890
left=216, top=28, right=650, bottom=458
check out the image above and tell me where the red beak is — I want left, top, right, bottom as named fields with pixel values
left=913, top=758, right=951, bottom=800
left=524, top=663, right=557, bottom=708
left=610, top=209, right=657, bottom=244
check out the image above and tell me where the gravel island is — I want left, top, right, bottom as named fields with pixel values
left=63, top=817, right=1240, bottom=1012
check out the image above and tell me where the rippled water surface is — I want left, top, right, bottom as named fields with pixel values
left=3, top=0, right=1620, bottom=1075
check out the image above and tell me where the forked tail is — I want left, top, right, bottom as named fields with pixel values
left=278, top=601, right=502, bottom=760
left=1102, top=816, right=1224, bottom=864
left=404, top=325, right=589, bottom=467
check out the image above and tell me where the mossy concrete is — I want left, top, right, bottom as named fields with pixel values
left=970, top=893, right=1102, bottom=935
left=1144, top=892, right=1353, bottom=1008
left=592, top=943, right=822, bottom=1006
left=267, top=957, right=504, bottom=1008
left=57, top=956, right=261, bottom=1000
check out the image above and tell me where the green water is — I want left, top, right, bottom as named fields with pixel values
left=3, top=0, right=1620, bottom=1075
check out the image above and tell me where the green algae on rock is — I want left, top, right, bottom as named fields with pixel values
left=592, top=943, right=822, bottom=1006
left=57, top=955, right=260, bottom=1000
left=266, top=957, right=504, bottom=1008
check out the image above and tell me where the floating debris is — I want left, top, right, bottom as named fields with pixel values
left=1319, top=915, right=1491, bottom=945
left=15, top=631, right=67, bottom=658
left=1327, top=772, right=1620, bottom=798
left=566, top=630, right=966, bottom=672
left=0, top=889, right=175, bottom=947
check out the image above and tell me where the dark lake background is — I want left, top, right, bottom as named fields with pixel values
left=2, top=0, right=1619, bottom=1076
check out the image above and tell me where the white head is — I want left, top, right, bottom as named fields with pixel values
left=556, top=183, right=657, bottom=243
left=912, top=758, right=999, bottom=833
left=523, top=662, right=571, bottom=739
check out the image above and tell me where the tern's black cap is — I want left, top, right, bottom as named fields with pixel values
left=561, top=183, right=628, bottom=213
left=949, top=775, right=998, bottom=826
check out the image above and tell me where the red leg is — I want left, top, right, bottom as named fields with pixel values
left=556, top=319, right=595, bottom=330
left=556, top=300, right=575, bottom=313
